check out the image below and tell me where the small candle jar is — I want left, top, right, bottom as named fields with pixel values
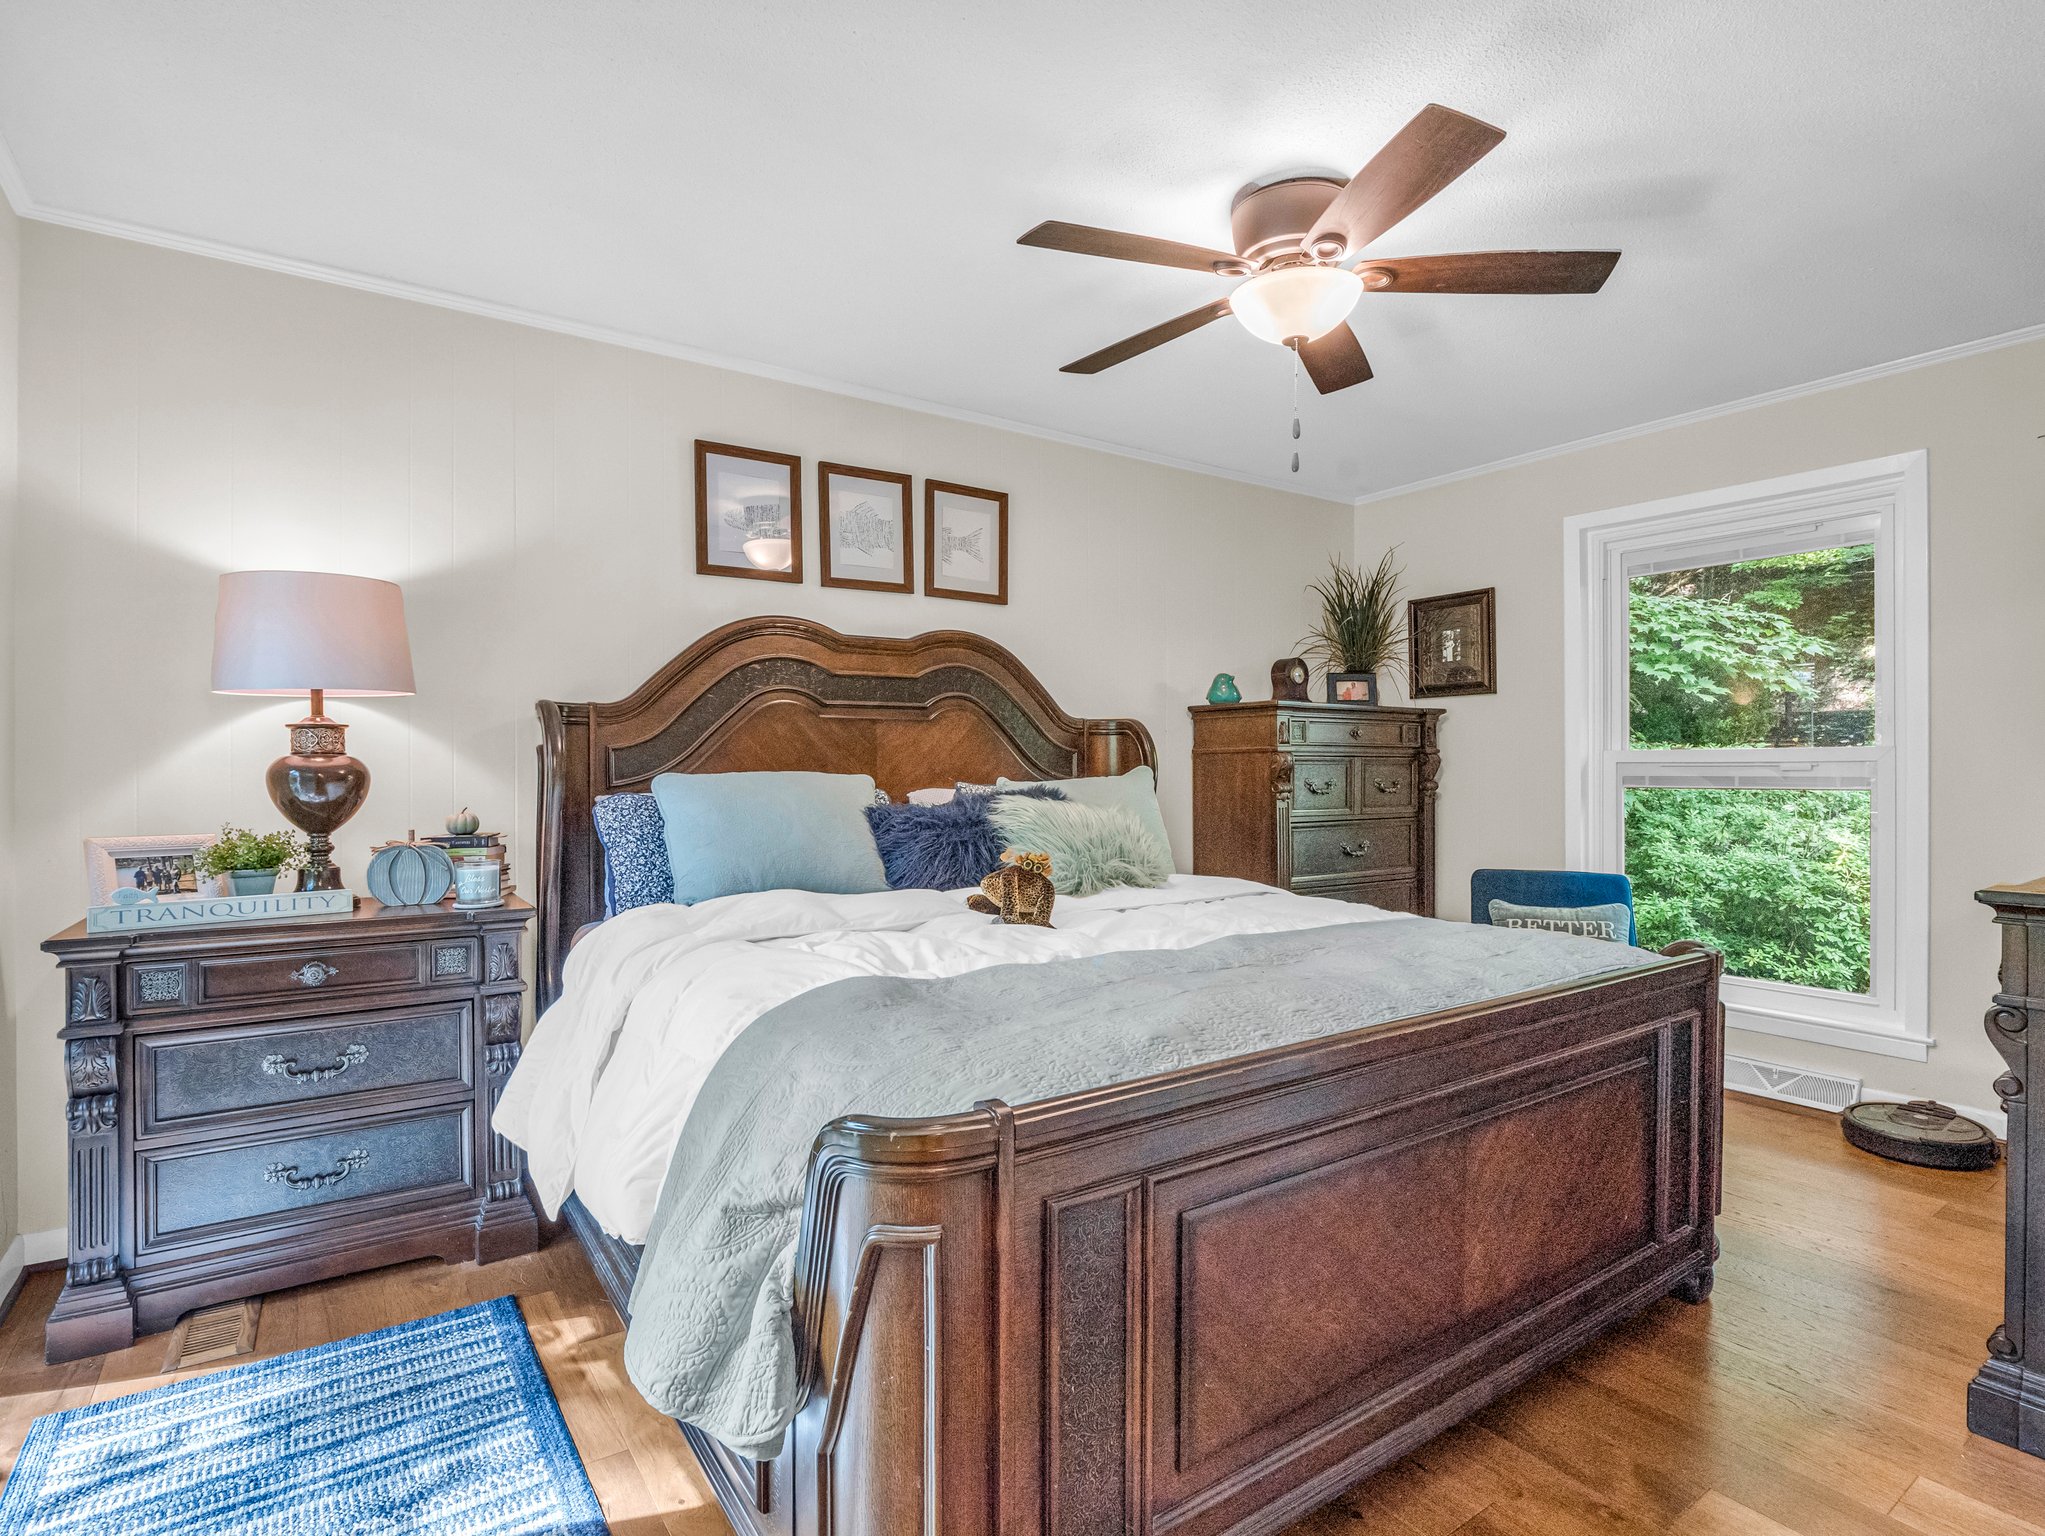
left=451, top=857, right=503, bottom=909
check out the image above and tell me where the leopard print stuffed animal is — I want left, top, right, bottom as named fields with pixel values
left=967, top=849, right=1056, bottom=927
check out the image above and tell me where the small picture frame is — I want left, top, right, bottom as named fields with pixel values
left=1327, top=673, right=1381, bottom=705
left=818, top=462, right=913, bottom=592
left=924, top=480, right=1008, bottom=604
left=696, top=440, right=804, bottom=583
left=85, top=833, right=220, bottom=906
left=1408, top=587, right=1497, bottom=698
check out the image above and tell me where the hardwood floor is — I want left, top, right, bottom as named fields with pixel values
left=0, top=1096, right=2035, bottom=1535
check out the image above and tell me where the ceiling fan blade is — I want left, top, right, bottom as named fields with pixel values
left=1061, top=299, right=1234, bottom=374
left=1019, top=220, right=1246, bottom=275
left=1357, top=250, right=1621, bottom=294
left=1306, top=104, right=1507, bottom=258
left=1297, top=324, right=1374, bottom=394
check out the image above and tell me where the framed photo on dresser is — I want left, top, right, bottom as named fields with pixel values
left=818, top=462, right=913, bottom=592
left=695, top=440, right=804, bottom=583
left=924, top=480, right=1008, bottom=604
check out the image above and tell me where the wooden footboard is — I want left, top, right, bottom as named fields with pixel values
left=572, top=944, right=1722, bottom=1536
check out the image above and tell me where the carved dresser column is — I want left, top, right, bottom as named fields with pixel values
left=1970, top=877, right=2045, bottom=1454
left=48, top=944, right=138, bottom=1360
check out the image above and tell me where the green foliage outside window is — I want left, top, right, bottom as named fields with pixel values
left=1625, top=788, right=1871, bottom=994
left=1623, top=546, right=1876, bottom=992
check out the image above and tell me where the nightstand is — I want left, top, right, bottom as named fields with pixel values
left=40, top=896, right=537, bottom=1364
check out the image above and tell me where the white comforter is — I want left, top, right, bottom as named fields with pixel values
left=494, top=875, right=1398, bottom=1243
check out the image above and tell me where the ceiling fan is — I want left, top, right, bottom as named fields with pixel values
left=1017, top=104, right=1619, bottom=395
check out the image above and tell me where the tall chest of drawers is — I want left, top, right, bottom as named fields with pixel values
left=40, top=897, right=537, bottom=1363
left=1190, top=701, right=1443, bottom=914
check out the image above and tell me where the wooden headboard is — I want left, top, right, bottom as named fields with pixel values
left=533, top=615, right=1156, bottom=1007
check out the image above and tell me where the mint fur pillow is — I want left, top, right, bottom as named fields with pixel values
left=987, top=797, right=1173, bottom=897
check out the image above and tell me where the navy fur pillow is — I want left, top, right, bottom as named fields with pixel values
left=865, top=786, right=1064, bottom=891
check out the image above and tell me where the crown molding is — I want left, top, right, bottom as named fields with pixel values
left=1354, top=319, right=2045, bottom=508
left=0, top=137, right=1336, bottom=505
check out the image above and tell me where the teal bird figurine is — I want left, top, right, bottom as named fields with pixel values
left=1206, top=672, right=1241, bottom=704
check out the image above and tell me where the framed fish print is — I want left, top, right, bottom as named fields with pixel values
left=695, top=440, right=804, bottom=583
left=924, top=480, right=1008, bottom=604
left=1408, top=586, right=1497, bottom=697
left=818, top=462, right=913, bottom=592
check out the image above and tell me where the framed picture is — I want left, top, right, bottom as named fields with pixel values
left=1408, top=587, right=1497, bottom=698
left=818, top=462, right=913, bottom=592
left=695, top=440, right=804, bottom=583
left=924, top=480, right=1008, bottom=604
left=1327, top=673, right=1380, bottom=705
left=85, top=833, right=219, bottom=906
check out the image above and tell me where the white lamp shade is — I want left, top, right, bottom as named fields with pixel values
left=1230, top=265, right=1364, bottom=345
left=211, top=570, right=416, bottom=696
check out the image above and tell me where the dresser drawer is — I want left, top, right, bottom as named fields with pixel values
left=1292, top=819, right=1417, bottom=880
left=1287, top=714, right=1417, bottom=750
left=1311, top=877, right=1421, bottom=913
left=139, top=1104, right=473, bottom=1251
left=136, top=1004, right=474, bottom=1136
left=1290, top=759, right=1353, bottom=815
left=186, top=936, right=478, bottom=1010
left=1357, top=758, right=1416, bottom=812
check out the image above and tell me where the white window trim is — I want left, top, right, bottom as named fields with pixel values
left=1562, top=452, right=1930, bottom=1061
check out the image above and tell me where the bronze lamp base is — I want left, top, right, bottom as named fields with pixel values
left=266, top=689, right=370, bottom=889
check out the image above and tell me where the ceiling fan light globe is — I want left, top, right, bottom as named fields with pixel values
left=1230, top=266, right=1363, bottom=346
left=741, top=536, right=793, bottom=571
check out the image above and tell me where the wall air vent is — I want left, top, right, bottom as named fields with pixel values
left=1724, top=1053, right=1862, bottom=1113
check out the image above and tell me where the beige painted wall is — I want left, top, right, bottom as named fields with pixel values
left=0, top=191, right=20, bottom=1255
left=9, top=222, right=1349, bottom=1237
left=1359, top=336, right=2045, bottom=1120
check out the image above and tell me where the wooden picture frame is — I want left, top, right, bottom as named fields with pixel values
left=1408, top=587, right=1497, bottom=697
left=817, top=462, right=914, bottom=593
left=695, top=440, right=804, bottom=583
left=923, top=480, right=1008, bottom=603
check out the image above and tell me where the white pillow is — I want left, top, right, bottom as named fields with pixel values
left=906, top=787, right=957, bottom=806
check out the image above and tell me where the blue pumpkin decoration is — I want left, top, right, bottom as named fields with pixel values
left=366, top=839, right=456, bottom=907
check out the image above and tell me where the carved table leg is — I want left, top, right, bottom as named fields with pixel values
left=475, top=990, right=538, bottom=1264
left=48, top=976, right=135, bottom=1364
left=1970, top=997, right=2033, bottom=1450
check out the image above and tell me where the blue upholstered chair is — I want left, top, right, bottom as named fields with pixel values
left=1470, top=869, right=1638, bottom=945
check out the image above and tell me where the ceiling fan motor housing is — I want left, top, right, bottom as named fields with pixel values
left=1229, top=175, right=1347, bottom=266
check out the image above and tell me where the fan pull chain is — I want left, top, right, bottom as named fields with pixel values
left=1289, top=341, right=1301, bottom=474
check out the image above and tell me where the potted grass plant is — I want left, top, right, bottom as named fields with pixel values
left=197, top=824, right=306, bottom=896
left=1301, top=549, right=1406, bottom=704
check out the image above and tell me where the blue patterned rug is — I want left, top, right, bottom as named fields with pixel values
left=0, top=1296, right=606, bottom=1534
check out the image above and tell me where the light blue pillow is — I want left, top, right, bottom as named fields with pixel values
left=650, top=771, right=890, bottom=904
left=592, top=792, right=673, bottom=914
left=994, top=766, right=1174, bottom=865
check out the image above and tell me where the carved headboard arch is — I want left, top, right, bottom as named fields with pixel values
left=534, top=616, right=1156, bottom=1006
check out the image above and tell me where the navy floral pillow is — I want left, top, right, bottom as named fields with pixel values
left=593, top=792, right=674, bottom=914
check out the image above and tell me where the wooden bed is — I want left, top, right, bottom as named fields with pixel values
left=533, top=615, right=1724, bottom=1536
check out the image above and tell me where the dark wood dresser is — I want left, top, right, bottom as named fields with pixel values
left=1973, top=877, right=2045, bottom=1454
left=1190, top=701, right=1442, bottom=915
left=40, top=897, right=537, bottom=1364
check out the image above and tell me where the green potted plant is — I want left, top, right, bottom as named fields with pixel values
left=197, top=825, right=306, bottom=896
left=1301, top=549, right=1406, bottom=704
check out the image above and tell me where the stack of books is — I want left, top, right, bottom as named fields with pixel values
left=423, top=832, right=515, bottom=899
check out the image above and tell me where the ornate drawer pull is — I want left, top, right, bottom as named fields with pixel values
left=264, top=1149, right=368, bottom=1191
left=1341, top=841, right=1374, bottom=858
left=291, top=960, right=339, bottom=988
left=1303, top=777, right=1335, bottom=796
left=1349, top=726, right=1365, bottom=740
left=1373, top=777, right=1402, bottom=793
left=261, top=1043, right=368, bottom=1085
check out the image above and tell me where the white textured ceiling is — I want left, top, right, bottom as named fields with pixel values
left=2, top=1, right=2041, bottom=500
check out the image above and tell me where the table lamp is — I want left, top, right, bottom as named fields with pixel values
left=211, top=571, right=415, bottom=890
